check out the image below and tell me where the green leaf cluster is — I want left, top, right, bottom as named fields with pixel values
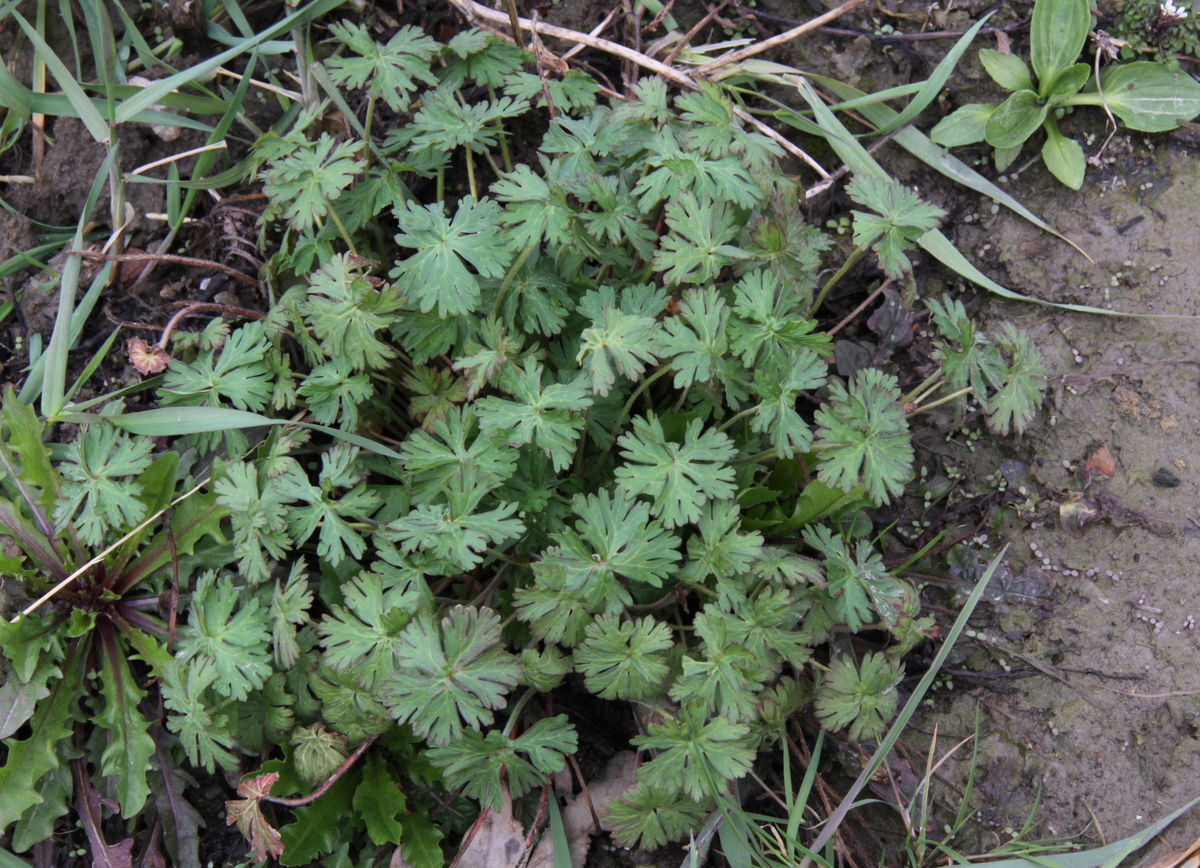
left=930, top=0, right=1200, bottom=187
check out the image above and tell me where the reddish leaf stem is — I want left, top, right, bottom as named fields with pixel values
left=261, top=734, right=378, bottom=807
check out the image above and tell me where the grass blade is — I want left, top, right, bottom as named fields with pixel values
left=8, top=9, right=109, bottom=143
left=812, top=74, right=1090, bottom=259
left=115, top=0, right=345, bottom=123
left=546, top=789, right=572, bottom=868
left=800, top=546, right=1009, bottom=867
left=794, top=79, right=1197, bottom=317
left=868, top=12, right=993, bottom=137
left=60, top=407, right=404, bottom=460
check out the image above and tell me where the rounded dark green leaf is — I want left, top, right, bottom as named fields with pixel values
left=1030, top=0, right=1091, bottom=96
left=984, top=90, right=1049, bottom=149
left=1043, top=62, right=1091, bottom=99
left=930, top=103, right=996, bottom=146
left=979, top=49, right=1034, bottom=92
left=1041, top=121, right=1086, bottom=188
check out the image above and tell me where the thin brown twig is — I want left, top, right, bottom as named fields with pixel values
left=444, top=0, right=831, bottom=182
left=262, top=735, right=378, bottom=807
left=693, top=0, right=873, bottom=75
left=827, top=278, right=893, bottom=336
left=663, top=1, right=729, bottom=67
left=66, top=250, right=264, bottom=292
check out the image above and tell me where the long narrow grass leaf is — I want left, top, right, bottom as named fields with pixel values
left=64, top=407, right=404, bottom=460
left=811, top=74, right=1088, bottom=257
left=9, top=9, right=109, bottom=143
left=868, top=12, right=993, bottom=137
left=546, top=791, right=572, bottom=868
left=800, top=546, right=1008, bottom=867
left=794, top=79, right=1197, bottom=317
left=63, top=326, right=122, bottom=404
left=115, top=0, right=345, bottom=124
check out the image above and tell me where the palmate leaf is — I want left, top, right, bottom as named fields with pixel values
left=679, top=500, right=763, bottom=584
left=270, top=562, right=312, bottom=669
left=277, top=448, right=379, bottom=568
left=379, top=606, right=522, bottom=747
left=491, top=161, right=577, bottom=250
left=317, top=570, right=423, bottom=685
left=409, top=83, right=528, bottom=154
left=503, top=69, right=599, bottom=113
left=160, top=321, right=273, bottom=413
left=814, top=652, right=903, bottom=741
left=608, top=783, right=709, bottom=850
left=392, top=196, right=509, bottom=318
left=987, top=323, right=1046, bottom=435
left=301, top=253, right=404, bottom=371
left=576, top=290, right=659, bottom=396
left=652, top=193, right=748, bottom=286
left=261, top=134, right=364, bottom=235
left=53, top=425, right=152, bottom=547
left=749, top=348, right=827, bottom=458
left=575, top=615, right=673, bottom=700
left=802, top=525, right=904, bottom=632
left=176, top=572, right=272, bottom=702
left=427, top=715, right=577, bottom=810
left=325, top=22, right=439, bottom=112
left=440, top=29, right=526, bottom=88
left=925, top=295, right=1005, bottom=401
left=453, top=316, right=528, bottom=399
left=632, top=705, right=756, bottom=801
left=400, top=407, right=517, bottom=503
left=615, top=415, right=737, bottom=529
left=729, top=271, right=829, bottom=371
left=813, top=368, right=913, bottom=506
left=633, top=129, right=762, bottom=210
left=214, top=462, right=294, bottom=584
left=476, top=365, right=592, bottom=472
left=513, top=564, right=599, bottom=647
left=386, top=495, right=524, bottom=573
left=160, top=658, right=239, bottom=772
left=296, top=358, right=372, bottom=428
left=655, top=287, right=728, bottom=388
left=846, top=175, right=945, bottom=278
left=536, top=489, right=682, bottom=608
left=669, top=611, right=764, bottom=723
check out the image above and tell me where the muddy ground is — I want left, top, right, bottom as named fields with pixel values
left=903, top=136, right=1200, bottom=851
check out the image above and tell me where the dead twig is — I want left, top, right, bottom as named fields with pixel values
left=693, top=0, right=873, bottom=75
left=443, top=0, right=831, bottom=184
left=66, top=250, right=264, bottom=292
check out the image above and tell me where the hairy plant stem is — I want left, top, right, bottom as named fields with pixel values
left=491, top=242, right=537, bottom=317
left=716, top=405, right=760, bottom=434
left=808, top=245, right=867, bottom=318
left=262, top=734, right=378, bottom=807
left=732, top=448, right=777, bottom=468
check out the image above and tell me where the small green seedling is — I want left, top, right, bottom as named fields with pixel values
left=931, top=0, right=1200, bottom=187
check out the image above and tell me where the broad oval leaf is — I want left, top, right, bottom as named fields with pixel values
left=979, top=49, right=1034, bottom=92
left=984, top=90, right=1049, bottom=149
left=1041, top=120, right=1086, bottom=188
left=929, top=103, right=996, bottom=146
left=1095, top=61, right=1200, bottom=131
left=1030, top=0, right=1091, bottom=96
left=1043, top=62, right=1091, bottom=99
